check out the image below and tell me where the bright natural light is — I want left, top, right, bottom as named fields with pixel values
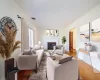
left=29, top=27, right=34, bottom=48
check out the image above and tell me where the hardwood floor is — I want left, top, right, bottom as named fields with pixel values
left=66, top=50, right=100, bottom=80
left=17, top=70, right=33, bottom=80
left=78, top=60, right=100, bottom=80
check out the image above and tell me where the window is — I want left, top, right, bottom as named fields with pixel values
left=29, top=27, right=34, bottom=48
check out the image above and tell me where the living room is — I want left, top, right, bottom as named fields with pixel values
left=0, top=0, right=100, bottom=80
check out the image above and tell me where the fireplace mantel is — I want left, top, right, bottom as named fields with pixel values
left=43, top=36, right=59, bottom=50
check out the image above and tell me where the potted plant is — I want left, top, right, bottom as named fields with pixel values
left=62, top=36, right=67, bottom=44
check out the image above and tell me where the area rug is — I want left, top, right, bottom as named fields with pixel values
left=28, top=52, right=47, bottom=80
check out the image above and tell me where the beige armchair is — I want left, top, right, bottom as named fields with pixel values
left=17, top=54, right=38, bottom=70
left=53, top=45, right=64, bottom=55
left=17, top=49, right=44, bottom=71
left=47, top=57, right=78, bottom=80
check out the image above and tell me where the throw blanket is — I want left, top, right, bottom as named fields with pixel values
left=29, top=53, right=47, bottom=80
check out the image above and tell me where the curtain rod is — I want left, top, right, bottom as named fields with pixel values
left=17, top=15, right=36, bottom=20
left=17, top=15, right=21, bottom=19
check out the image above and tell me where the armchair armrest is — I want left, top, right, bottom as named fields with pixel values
left=61, top=46, right=65, bottom=53
left=55, top=59, right=78, bottom=80
left=47, top=57, right=56, bottom=80
left=17, top=55, right=37, bottom=70
left=53, top=46, right=56, bottom=50
left=61, top=46, right=64, bottom=50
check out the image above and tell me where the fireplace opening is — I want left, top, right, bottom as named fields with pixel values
left=48, top=42, right=56, bottom=50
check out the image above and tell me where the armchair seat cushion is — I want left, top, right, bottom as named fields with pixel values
left=54, top=50, right=63, bottom=55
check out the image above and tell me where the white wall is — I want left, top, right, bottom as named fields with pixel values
left=0, top=0, right=41, bottom=79
left=65, top=4, right=100, bottom=52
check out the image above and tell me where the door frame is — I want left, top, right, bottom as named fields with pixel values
left=69, top=27, right=77, bottom=52
left=69, top=31, right=73, bottom=52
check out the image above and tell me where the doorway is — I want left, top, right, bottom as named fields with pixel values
left=69, top=28, right=77, bottom=52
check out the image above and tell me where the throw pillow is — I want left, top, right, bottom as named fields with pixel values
left=56, top=46, right=59, bottom=49
left=23, top=50, right=33, bottom=55
left=32, top=49, right=36, bottom=54
left=59, top=56, right=73, bottom=64
left=56, top=45, right=63, bottom=49
left=34, top=45, right=41, bottom=50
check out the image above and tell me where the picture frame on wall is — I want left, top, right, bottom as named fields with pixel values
left=91, top=18, right=100, bottom=42
left=80, top=23, right=90, bottom=42
left=46, top=29, right=59, bottom=36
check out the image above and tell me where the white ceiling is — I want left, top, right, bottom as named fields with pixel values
left=15, top=0, right=100, bottom=29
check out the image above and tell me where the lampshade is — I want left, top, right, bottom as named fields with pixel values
left=38, top=41, right=41, bottom=45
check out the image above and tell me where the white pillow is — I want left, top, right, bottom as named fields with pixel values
left=34, top=45, right=41, bottom=50
left=32, top=48, right=36, bottom=54
left=23, top=50, right=33, bottom=55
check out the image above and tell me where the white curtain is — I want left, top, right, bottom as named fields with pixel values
left=21, top=18, right=29, bottom=52
left=29, top=27, right=34, bottom=48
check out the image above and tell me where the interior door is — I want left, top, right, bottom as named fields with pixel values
left=69, top=31, right=73, bottom=52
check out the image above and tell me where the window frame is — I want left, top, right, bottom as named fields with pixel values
left=28, top=27, right=34, bottom=48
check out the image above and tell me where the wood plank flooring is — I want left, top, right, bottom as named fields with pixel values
left=17, top=70, right=33, bottom=80
left=67, top=51, right=100, bottom=80
left=78, top=60, right=100, bottom=80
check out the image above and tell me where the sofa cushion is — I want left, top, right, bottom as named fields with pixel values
left=59, top=56, right=73, bottom=64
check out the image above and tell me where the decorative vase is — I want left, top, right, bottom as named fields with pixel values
left=55, top=30, right=58, bottom=36
left=86, top=45, right=92, bottom=52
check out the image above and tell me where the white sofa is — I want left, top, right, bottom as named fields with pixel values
left=47, top=56, right=78, bottom=80
left=17, top=49, right=44, bottom=70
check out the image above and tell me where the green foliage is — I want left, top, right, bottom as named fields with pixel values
left=62, top=36, right=67, bottom=44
